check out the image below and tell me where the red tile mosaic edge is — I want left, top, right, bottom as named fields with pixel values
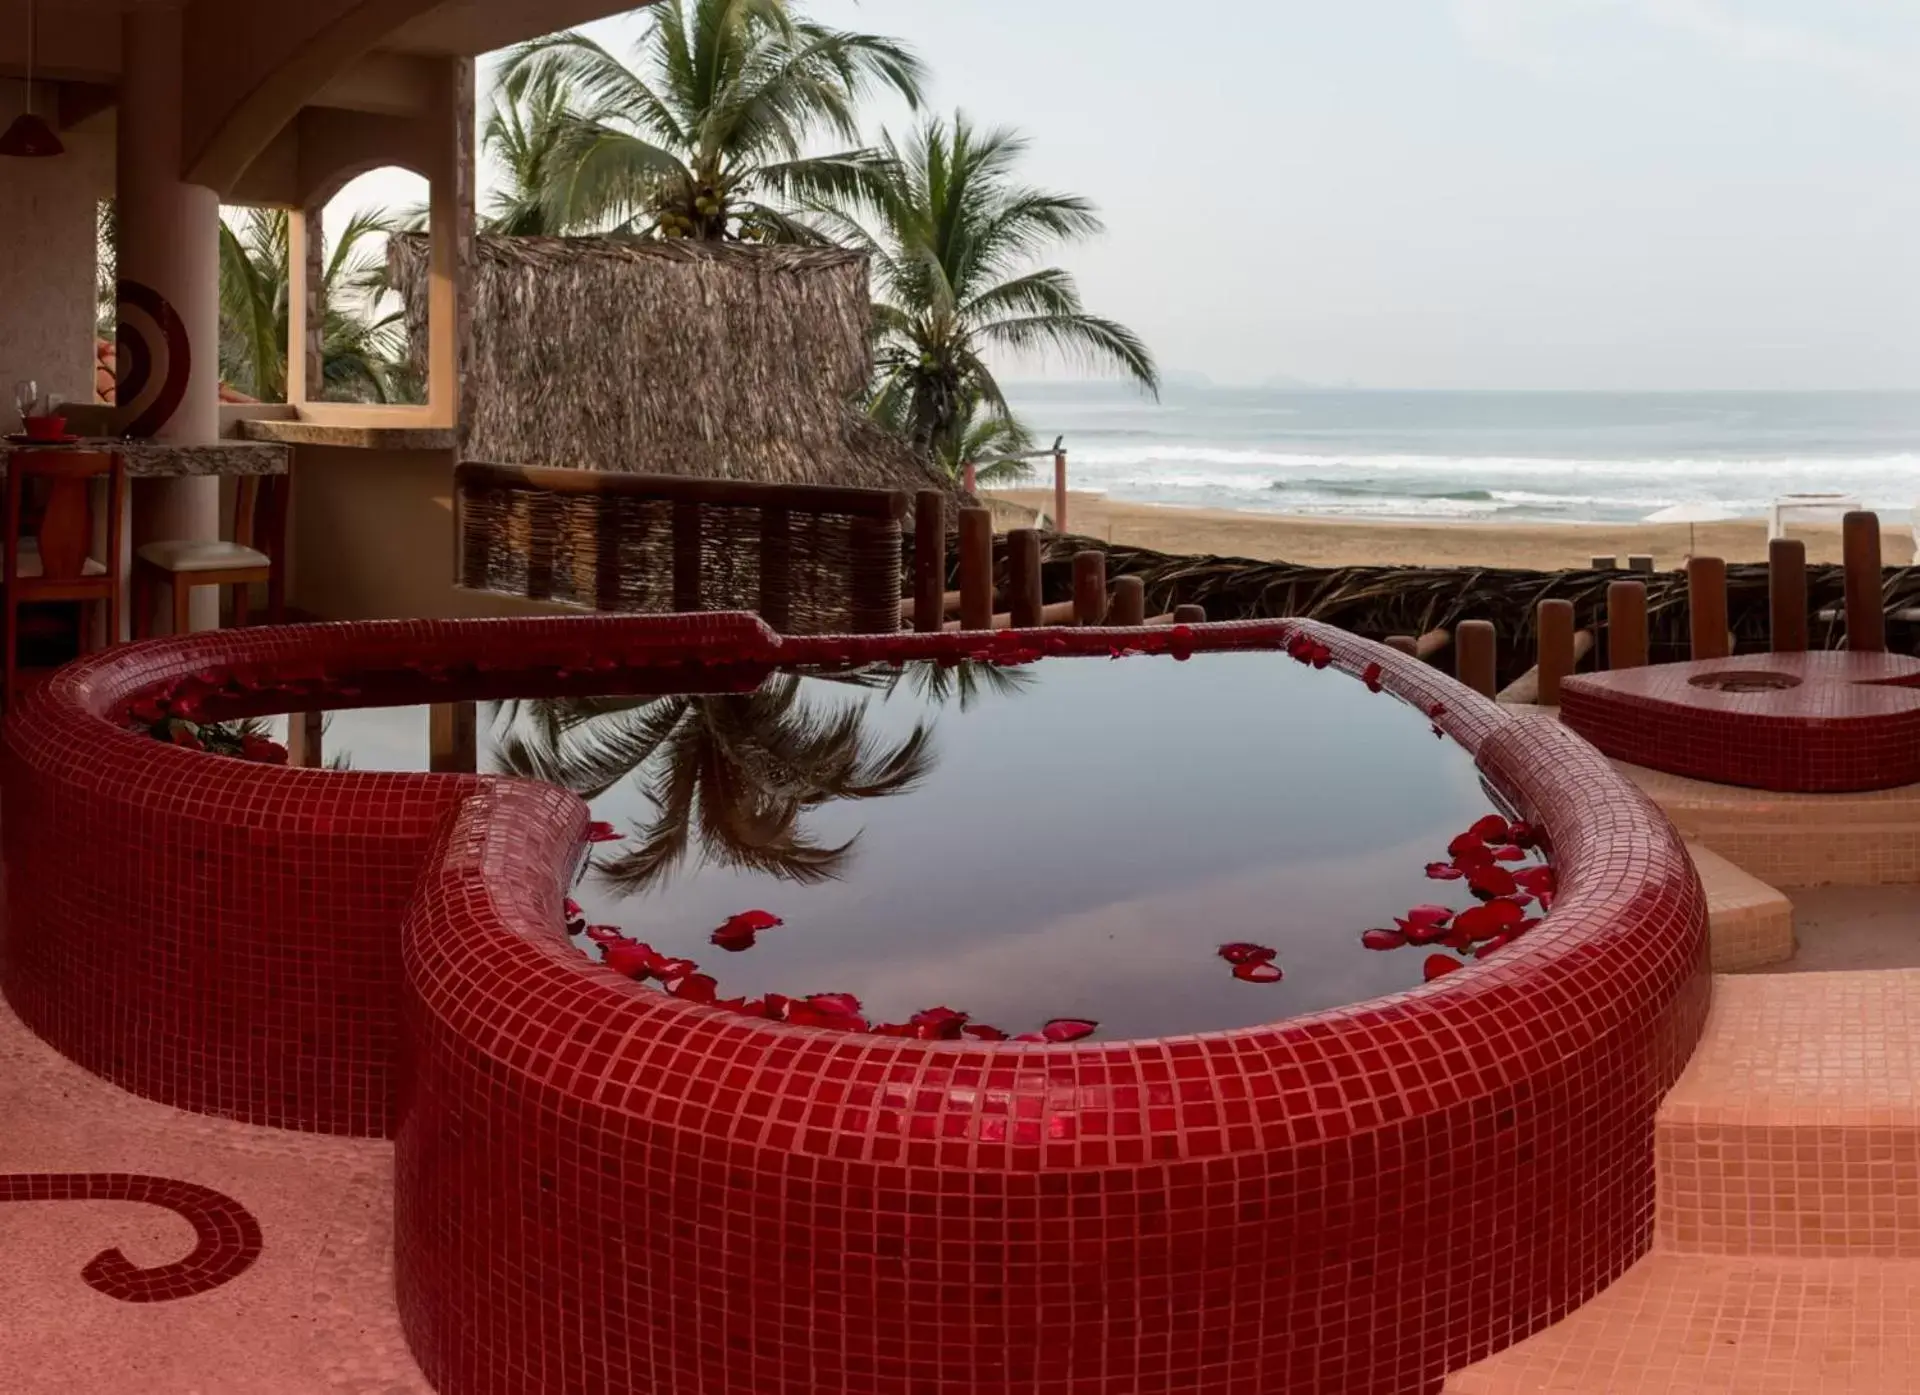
left=1562, top=650, right=1920, bottom=793
left=0, top=1172, right=264, bottom=1301
left=0, top=615, right=1710, bottom=1395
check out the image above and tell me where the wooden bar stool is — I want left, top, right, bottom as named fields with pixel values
left=3, top=450, right=126, bottom=707
left=132, top=472, right=287, bottom=637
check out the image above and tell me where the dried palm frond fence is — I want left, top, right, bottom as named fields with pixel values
left=905, top=507, right=1914, bottom=699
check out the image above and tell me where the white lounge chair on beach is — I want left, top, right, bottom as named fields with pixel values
left=1768, top=493, right=1860, bottom=541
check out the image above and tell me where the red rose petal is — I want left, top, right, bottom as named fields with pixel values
left=1398, top=917, right=1452, bottom=947
left=1475, top=934, right=1514, bottom=959
left=563, top=897, right=583, bottom=921
left=584, top=924, right=628, bottom=944
left=710, top=927, right=758, bottom=952
left=1427, top=702, right=1447, bottom=719
left=584, top=821, right=622, bottom=844
left=1405, top=905, right=1454, bottom=928
left=1041, top=1018, right=1099, bottom=1043
left=1425, top=862, right=1466, bottom=881
left=723, top=910, right=783, bottom=933
left=1363, top=662, right=1384, bottom=693
left=1490, top=844, right=1527, bottom=862
left=1469, top=814, right=1511, bottom=844
left=1467, top=865, right=1518, bottom=899
left=807, top=993, right=863, bottom=1018
left=1514, top=866, right=1557, bottom=897
left=653, top=957, right=698, bottom=982
left=963, top=1024, right=1011, bottom=1042
left=910, top=1006, right=970, bottom=1041
left=1424, top=955, right=1464, bottom=981
left=670, top=973, right=719, bottom=1004
left=1361, top=928, right=1407, bottom=950
left=1452, top=899, right=1525, bottom=940
left=1218, top=942, right=1279, bottom=966
left=602, top=941, right=656, bottom=979
left=1232, top=960, right=1285, bottom=983
left=1508, top=820, right=1539, bottom=847
left=1449, top=830, right=1494, bottom=860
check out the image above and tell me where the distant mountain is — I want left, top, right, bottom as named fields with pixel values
left=1258, top=372, right=1328, bottom=390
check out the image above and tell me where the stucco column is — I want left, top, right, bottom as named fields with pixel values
left=116, top=4, right=221, bottom=631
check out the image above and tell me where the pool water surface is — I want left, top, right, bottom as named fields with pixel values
left=292, top=648, right=1549, bottom=1042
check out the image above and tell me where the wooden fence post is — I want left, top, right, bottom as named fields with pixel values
left=913, top=490, right=946, bottom=634
left=1768, top=537, right=1808, bottom=654
left=1109, top=576, right=1145, bottom=627
left=1607, top=581, right=1648, bottom=670
left=430, top=702, right=478, bottom=774
left=1173, top=604, right=1206, bottom=625
left=1537, top=599, right=1576, bottom=706
left=1007, top=528, right=1043, bottom=630
left=958, top=507, right=994, bottom=632
left=1456, top=620, right=1496, bottom=697
left=286, top=710, right=324, bottom=769
left=1072, top=551, right=1107, bottom=626
left=1053, top=449, right=1069, bottom=535
left=1687, top=557, right=1730, bottom=661
left=1843, top=511, right=1885, bottom=653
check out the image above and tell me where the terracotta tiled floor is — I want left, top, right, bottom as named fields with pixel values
left=1443, top=1252, right=1920, bottom=1393
left=0, top=996, right=428, bottom=1394
left=1691, top=840, right=1795, bottom=970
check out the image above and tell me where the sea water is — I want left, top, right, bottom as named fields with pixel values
left=1004, top=383, right=1920, bottom=526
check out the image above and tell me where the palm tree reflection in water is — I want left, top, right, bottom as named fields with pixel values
left=488, top=663, right=1031, bottom=898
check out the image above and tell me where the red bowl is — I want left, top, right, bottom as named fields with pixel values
left=23, top=415, right=67, bottom=441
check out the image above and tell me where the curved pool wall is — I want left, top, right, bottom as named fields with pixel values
left=0, top=615, right=1711, bottom=1395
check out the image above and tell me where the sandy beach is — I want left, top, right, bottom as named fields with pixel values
left=991, top=490, right=1914, bottom=570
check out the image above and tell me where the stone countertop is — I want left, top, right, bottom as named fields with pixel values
left=0, top=437, right=289, bottom=476
left=237, top=419, right=457, bottom=452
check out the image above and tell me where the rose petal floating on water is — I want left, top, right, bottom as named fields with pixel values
left=1041, top=1018, right=1099, bottom=1043
left=1363, top=662, right=1384, bottom=693
left=1405, top=905, right=1454, bottom=928
left=911, top=1006, right=970, bottom=1041
left=1453, top=899, right=1525, bottom=940
left=670, top=974, right=719, bottom=1005
left=1361, top=928, right=1407, bottom=951
left=602, top=941, right=657, bottom=979
left=563, top=898, right=583, bottom=920
left=584, top=821, right=622, bottom=844
left=584, top=924, right=628, bottom=945
left=1448, top=830, right=1492, bottom=860
left=1425, top=862, right=1466, bottom=881
left=1475, top=934, right=1514, bottom=959
left=1508, top=820, right=1539, bottom=848
left=724, top=910, right=783, bottom=933
left=1468, top=865, right=1518, bottom=899
left=1218, top=942, right=1279, bottom=966
left=1013, top=1033, right=1048, bottom=1043
left=1490, top=845, right=1527, bottom=862
left=1424, top=955, right=1464, bottom=981
left=1398, top=918, right=1452, bottom=947
left=1427, top=702, right=1447, bottom=719
left=1514, top=866, right=1557, bottom=897
left=1232, top=961, right=1285, bottom=984
left=1469, top=814, right=1511, bottom=844
left=652, top=957, right=698, bottom=982
left=808, top=993, right=863, bottom=1018
left=710, top=927, right=757, bottom=953
left=963, top=1024, right=1011, bottom=1042
left=1310, top=643, right=1332, bottom=669
left=762, top=993, right=794, bottom=1022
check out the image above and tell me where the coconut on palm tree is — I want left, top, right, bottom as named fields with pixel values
left=819, top=114, right=1159, bottom=470
left=493, top=0, right=924, bottom=242
left=217, top=207, right=416, bottom=403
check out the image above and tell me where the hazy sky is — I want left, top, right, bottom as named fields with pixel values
left=348, top=0, right=1920, bottom=391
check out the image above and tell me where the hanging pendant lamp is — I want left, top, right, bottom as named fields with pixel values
left=1, top=0, right=63, bottom=159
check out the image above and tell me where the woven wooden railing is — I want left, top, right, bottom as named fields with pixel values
left=454, top=463, right=910, bottom=635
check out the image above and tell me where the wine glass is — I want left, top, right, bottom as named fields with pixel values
left=12, top=379, right=38, bottom=427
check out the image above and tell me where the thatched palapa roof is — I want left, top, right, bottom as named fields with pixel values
left=390, top=234, right=954, bottom=499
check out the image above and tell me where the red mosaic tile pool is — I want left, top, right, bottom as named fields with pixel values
left=1561, top=651, right=1920, bottom=793
left=0, top=615, right=1711, bottom=1395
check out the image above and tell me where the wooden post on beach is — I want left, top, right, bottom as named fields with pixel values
left=1053, top=450, right=1069, bottom=535
left=1537, top=600, right=1576, bottom=706
left=1072, top=551, right=1108, bottom=625
left=1456, top=620, right=1496, bottom=698
left=962, top=462, right=977, bottom=495
left=1173, top=603, right=1207, bottom=625
left=1628, top=554, right=1655, bottom=574
left=1590, top=556, right=1617, bottom=572
left=1109, top=576, right=1145, bottom=627
left=913, top=491, right=946, bottom=635
left=958, top=507, right=994, bottom=631
left=1687, top=557, right=1730, bottom=661
left=1768, top=537, right=1808, bottom=654
left=430, top=702, right=478, bottom=775
left=1607, top=581, right=1649, bottom=670
left=1385, top=635, right=1418, bottom=656
left=1008, top=528, right=1044, bottom=629
left=286, top=710, right=324, bottom=769
left=1843, top=511, right=1885, bottom=653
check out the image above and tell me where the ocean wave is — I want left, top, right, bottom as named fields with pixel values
left=1068, top=445, right=1920, bottom=479
left=1270, top=479, right=1496, bottom=503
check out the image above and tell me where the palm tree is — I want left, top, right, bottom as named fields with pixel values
left=217, top=207, right=415, bottom=403
left=820, top=115, right=1159, bottom=466
left=492, top=0, right=925, bottom=241
left=489, top=676, right=933, bottom=895
left=481, top=65, right=577, bottom=235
